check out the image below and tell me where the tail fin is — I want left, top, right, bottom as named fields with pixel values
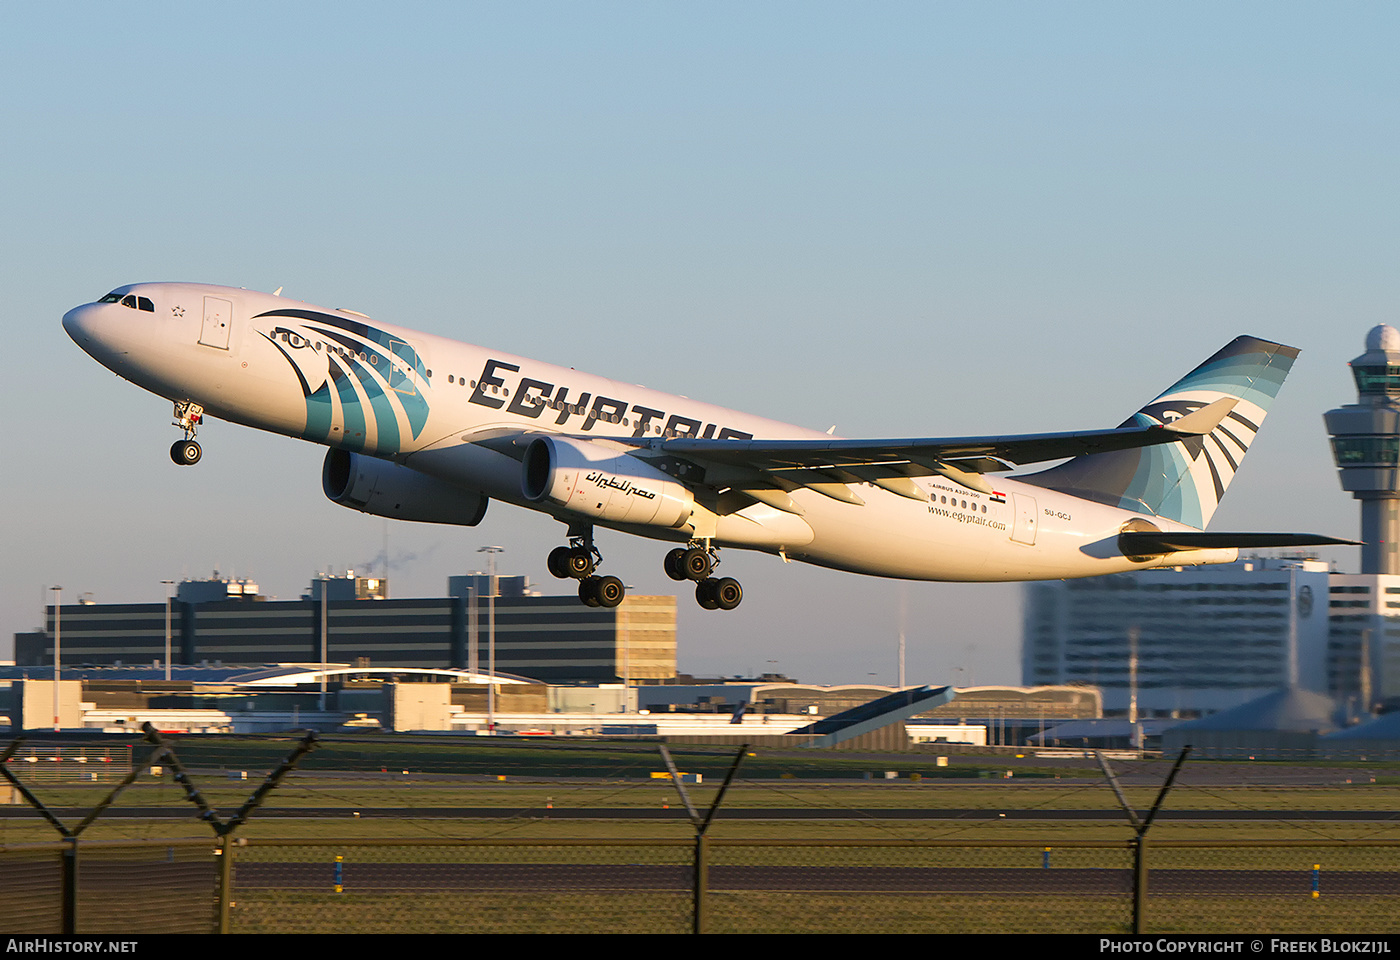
left=1020, top=336, right=1299, bottom=529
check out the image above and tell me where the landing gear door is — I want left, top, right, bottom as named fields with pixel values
left=1011, top=494, right=1038, bottom=545
left=199, top=297, right=233, bottom=350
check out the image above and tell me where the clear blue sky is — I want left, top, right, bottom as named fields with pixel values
left=2, top=2, right=1394, bottom=684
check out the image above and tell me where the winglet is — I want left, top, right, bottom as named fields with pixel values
left=1160, top=397, right=1238, bottom=436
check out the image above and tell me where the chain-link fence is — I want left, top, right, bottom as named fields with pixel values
left=4, top=732, right=1399, bottom=934
left=3, top=835, right=1398, bottom=934
left=0, top=838, right=218, bottom=934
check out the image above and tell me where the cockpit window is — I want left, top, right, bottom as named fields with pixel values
left=107, top=294, right=155, bottom=311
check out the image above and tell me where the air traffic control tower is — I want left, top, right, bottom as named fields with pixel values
left=1325, top=325, right=1400, bottom=573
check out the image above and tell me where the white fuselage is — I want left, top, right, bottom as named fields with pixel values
left=62, top=282, right=1230, bottom=583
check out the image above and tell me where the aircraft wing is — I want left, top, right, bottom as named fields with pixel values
left=657, top=396, right=1240, bottom=501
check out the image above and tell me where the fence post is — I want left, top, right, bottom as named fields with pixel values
left=659, top=742, right=748, bottom=936
left=1132, top=836, right=1148, bottom=934
left=1097, top=745, right=1191, bottom=937
left=693, top=832, right=709, bottom=935
left=61, top=837, right=78, bottom=935
left=217, top=834, right=234, bottom=934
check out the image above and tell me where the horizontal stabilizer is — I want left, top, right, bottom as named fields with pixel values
left=1159, top=397, right=1238, bottom=435
left=1119, top=531, right=1361, bottom=554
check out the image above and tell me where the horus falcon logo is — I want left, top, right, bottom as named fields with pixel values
left=255, top=308, right=430, bottom=454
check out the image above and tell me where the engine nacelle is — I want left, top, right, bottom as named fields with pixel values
left=522, top=436, right=694, bottom=528
left=323, top=449, right=488, bottom=526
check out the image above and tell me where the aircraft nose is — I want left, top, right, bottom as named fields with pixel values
left=61, top=303, right=96, bottom=343
left=62, top=302, right=123, bottom=361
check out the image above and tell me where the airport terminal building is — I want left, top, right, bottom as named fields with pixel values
left=1023, top=556, right=1400, bottom=717
left=14, top=574, right=677, bottom=685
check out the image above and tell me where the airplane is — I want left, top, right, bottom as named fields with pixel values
left=62, top=282, right=1354, bottom=611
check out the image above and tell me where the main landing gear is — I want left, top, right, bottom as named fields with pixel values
left=547, top=528, right=742, bottom=612
left=169, top=400, right=204, bottom=466
left=546, top=526, right=626, bottom=609
left=664, top=543, right=743, bottom=611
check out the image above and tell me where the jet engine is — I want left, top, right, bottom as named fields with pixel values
left=522, top=436, right=694, bottom=528
left=323, top=449, right=488, bottom=526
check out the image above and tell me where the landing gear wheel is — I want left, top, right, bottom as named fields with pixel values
left=580, top=575, right=625, bottom=608
left=695, top=577, right=742, bottom=611
left=712, top=577, right=743, bottom=611
left=682, top=547, right=713, bottom=581
left=579, top=577, right=601, bottom=607
left=594, top=575, right=625, bottom=608
left=663, top=548, right=688, bottom=581
left=170, top=439, right=202, bottom=466
left=547, top=546, right=573, bottom=579
left=695, top=579, right=717, bottom=610
left=567, top=547, right=595, bottom=579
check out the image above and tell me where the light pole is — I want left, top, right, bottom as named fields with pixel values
left=49, top=586, right=61, bottom=731
left=478, top=546, right=504, bottom=732
left=161, top=580, right=175, bottom=682
left=319, top=575, right=329, bottom=712
left=468, top=577, right=478, bottom=678
left=620, top=585, right=635, bottom=704
left=897, top=583, right=907, bottom=689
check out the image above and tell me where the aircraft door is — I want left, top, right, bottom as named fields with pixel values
left=199, top=297, right=233, bottom=350
left=1010, top=494, right=1038, bottom=545
left=388, top=339, right=418, bottom=395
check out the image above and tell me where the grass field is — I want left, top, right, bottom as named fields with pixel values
left=221, top=890, right=1400, bottom=935
left=4, top=735, right=1400, bottom=933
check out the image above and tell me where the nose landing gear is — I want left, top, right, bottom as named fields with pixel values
left=170, top=401, right=204, bottom=466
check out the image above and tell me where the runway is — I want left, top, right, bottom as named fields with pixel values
left=229, top=862, right=1395, bottom=895
left=1, top=806, right=1396, bottom=821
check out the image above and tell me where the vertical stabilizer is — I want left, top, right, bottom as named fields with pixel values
left=1020, top=336, right=1298, bottom=529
